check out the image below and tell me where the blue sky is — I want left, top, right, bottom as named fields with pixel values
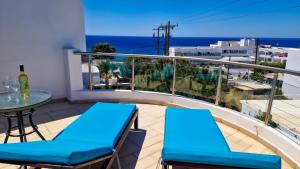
left=83, top=0, right=300, bottom=38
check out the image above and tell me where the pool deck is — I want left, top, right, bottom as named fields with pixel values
left=0, top=101, right=294, bottom=169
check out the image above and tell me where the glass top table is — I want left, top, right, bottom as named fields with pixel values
left=0, top=90, right=52, bottom=143
left=0, top=90, right=51, bottom=113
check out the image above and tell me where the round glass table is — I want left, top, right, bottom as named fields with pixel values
left=0, top=90, right=52, bottom=143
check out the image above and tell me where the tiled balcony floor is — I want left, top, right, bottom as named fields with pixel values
left=0, top=101, right=294, bottom=169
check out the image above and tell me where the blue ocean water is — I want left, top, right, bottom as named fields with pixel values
left=86, top=35, right=300, bottom=55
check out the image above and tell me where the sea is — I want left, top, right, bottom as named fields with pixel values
left=86, top=35, right=300, bottom=55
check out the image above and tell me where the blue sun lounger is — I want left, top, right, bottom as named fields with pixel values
left=161, top=107, right=281, bottom=169
left=0, top=102, right=138, bottom=169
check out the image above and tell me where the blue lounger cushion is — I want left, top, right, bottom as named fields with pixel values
left=0, top=140, right=112, bottom=165
left=163, top=108, right=230, bottom=153
left=0, top=102, right=137, bottom=165
left=55, top=102, right=137, bottom=147
left=162, top=150, right=281, bottom=169
left=162, top=107, right=281, bottom=169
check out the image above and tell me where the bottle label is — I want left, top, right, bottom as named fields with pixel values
left=20, top=79, right=28, bottom=90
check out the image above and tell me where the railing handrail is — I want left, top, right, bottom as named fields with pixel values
left=74, top=51, right=300, bottom=77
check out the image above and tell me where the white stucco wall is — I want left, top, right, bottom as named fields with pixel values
left=282, top=49, right=300, bottom=99
left=0, top=0, right=86, bottom=98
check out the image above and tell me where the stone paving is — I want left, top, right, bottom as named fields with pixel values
left=0, top=101, right=294, bottom=169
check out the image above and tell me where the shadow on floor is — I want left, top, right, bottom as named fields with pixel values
left=80, top=129, right=146, bottom=169
left=0, top=101, right=94, bottom=135
left=116, top=129, right=146, bottom=169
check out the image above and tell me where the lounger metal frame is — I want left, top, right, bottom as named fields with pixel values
left=0, top=108, right=139, bottom=169
left=161, top=160, right=252, bottom=169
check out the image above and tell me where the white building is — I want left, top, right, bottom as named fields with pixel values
left=259, top=46, right=289, bottom=63
left=169, top=46, right=222, bottom=59
left=169, top=38, right=256, bottom=63
left=282, top=48, right=300, bottom=99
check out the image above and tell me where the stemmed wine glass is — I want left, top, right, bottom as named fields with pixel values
left=10, top=79, right=20, bottom=103
left=2, top=76, right=11, bottom=91
left=2, top=76, right=12, bottom=101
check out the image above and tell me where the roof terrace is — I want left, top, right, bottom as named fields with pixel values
left=1, top=1, right=299, bottom=168
left=61, top=51, right=300, bottom=168
left=0, top=101, right=295, bottom=169
left=0, top=51, right=299, bottom=169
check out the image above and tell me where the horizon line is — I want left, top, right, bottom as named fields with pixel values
left=85, top=34, right=300, bottom=39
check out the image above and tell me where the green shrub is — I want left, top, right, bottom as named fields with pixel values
left=255, top=113, right=279, bottom=128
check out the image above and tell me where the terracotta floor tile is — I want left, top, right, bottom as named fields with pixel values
left=0, top=101, right=295, bottom=169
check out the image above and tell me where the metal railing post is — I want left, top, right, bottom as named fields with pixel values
left=88, top=54, right=93, bottom=90
left=131, top=57, right=135, bottom=91
left=215, top=65, right=222, bottom=105
left=172, top=58, right=176, bottom=95
left=265, top=73, right=278, bottom=125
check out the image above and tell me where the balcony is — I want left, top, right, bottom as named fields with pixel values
left=2, top=0, right=299, bottom=168
left=0, top=101, right=295, bottom=169
left=0, top=50, right=299, bottom=169
left=64, top=50, right=300, bottom=168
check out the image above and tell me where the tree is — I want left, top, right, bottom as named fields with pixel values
left=92, top=43, right=116, bottom=59
left=96, top=60, right=112, bottom=89
left=250, top=70, right=265, bottom=82
left=250, top=61, right=286, bottom=83
left=259, top=61, right=285, bottom=69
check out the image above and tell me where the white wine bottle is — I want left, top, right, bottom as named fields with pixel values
left=18, top=65, right=30, bottom=100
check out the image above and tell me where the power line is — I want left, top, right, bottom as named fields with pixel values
left=175, top=0, right=242, bottom=23
left=180, top=0, right=273, bottom=25
left=180, top=4, right=300, bottom=26
left=176, top=0, right=299, bottom=24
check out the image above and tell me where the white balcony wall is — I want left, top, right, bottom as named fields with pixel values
left=0, top=0, right=86, bottom=98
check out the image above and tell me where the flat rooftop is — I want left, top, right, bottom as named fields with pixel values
left=265, top=73, right=284, bottom=81
left=235, top=81, right=272, bottom=91
left=241, top=99, right=300, bottom=138
left=0, top=101, right=293, bottom=169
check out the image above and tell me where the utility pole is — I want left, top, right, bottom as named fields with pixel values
left=226, top=56, right=231, bottom=82
left=153, top=21, right=177, bottom=56
left=163, top=24, right=168, bottom=56
left=153, top=26, right=163, bottom=55
left=255, top=38, right=259, bottom=64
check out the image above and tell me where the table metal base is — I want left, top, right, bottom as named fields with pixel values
left=1, top=108, right=45, bottom=143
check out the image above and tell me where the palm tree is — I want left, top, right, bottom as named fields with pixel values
left=96, top=60, right=111, bottom=89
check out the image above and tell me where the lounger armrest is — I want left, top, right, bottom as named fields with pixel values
left=162, top=149, right=281, bottom=169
